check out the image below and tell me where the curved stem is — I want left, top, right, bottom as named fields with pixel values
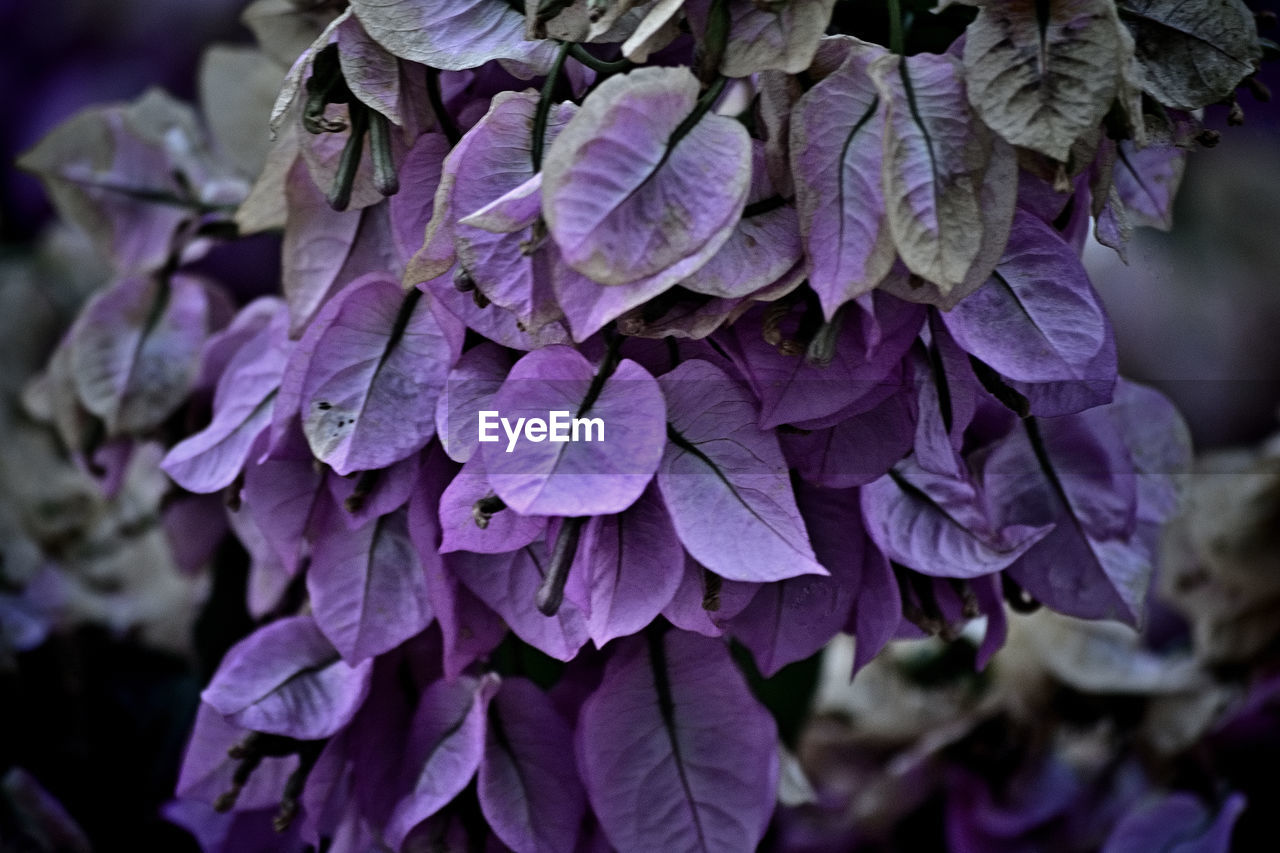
left=536, top=516, right=586, bottom=616
left=696, top=0, right=731, bottom=82
left=327, top=102, right=368, bottom=211
left=669, top=75, right=728, bottom=150
left=532, top=41, right=572, bottom=172
left=577, top=328, right=625, bottom=417
left=568, top=43, right=634, bottom=76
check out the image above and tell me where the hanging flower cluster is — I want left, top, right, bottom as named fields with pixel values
left=16, top=0, right=1266, bottom=850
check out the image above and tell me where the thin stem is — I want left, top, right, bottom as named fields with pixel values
left=536, top=516, right=586, bottom=616
left=742, top=195, right=790, bottom=218
left=368, top=110, right=399, bottom=196
left=32, top=175, right=236, bottom=214
left=696, top=0, right=731, bottom=83
left=577, top=329, right=625, bottom=417
left=668, top=75, right=728, bottom=152
left=327, top=103, right=368, bottom=211
left=532, top=41, right=572, bottom=172
left=425, top=67, right=461, bottom=145
left=568, top=43, right=634, bottom=76
left=885, top=0, right=906, bottom=55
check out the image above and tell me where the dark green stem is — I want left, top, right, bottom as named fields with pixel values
left=568, top=43, right=634, bottom=76
left=742, top=195, right=790, bottom=218
left=805, top=303, right=848, bottom=367
left=426, top=67, right=461, bottom=145
left=327, top=103, right=368, bottom=211
left=532, top=41, right=572, bottom=172
left=887, top=0, right=905, bottom=55
left=577, top=329, right=625, bottom=417
left=368, top=110, right=399, bottom=196
left=536, top=516, right=586, bottom=616
left=696, top=0, right=731, bottom=83
left=669, top=75, right=728, bottom=150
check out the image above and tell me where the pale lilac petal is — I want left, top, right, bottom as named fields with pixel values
left=658, top=359, right=827, bottom=581
left=482, top=346, right=666, bottom=517
left=543, top=66, right=751, bottom=286
left=201, top=615, right=373, bottom=740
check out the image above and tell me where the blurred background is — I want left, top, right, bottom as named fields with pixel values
left=1, top=3, right=254, bottom=849
left=0, top=1, right=1277, bottom=850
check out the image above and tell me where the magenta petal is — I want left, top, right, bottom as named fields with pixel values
left=551, top=245, right=719, bottom=343
left=728, top=294, right=922, bottom=429
left=241, top=424, right=327, bottom=575
left=176, top=704, right=298, bottom=809
left=871, top=50, right=1017, bottom=299
left=350, top=0, right=558, bottom=72
left=326, top=450, right=421, bottom=529
left=407, top=453, right=509, bottom=677
left=336, top=13, right=402, bottom=124
left=1103, top=792, right=1245, bottom=853
left=282, top=158, right=365, bottom=334
left=730, top=482, right=876, bottom=676
left=678, top=143, right=803, bottom=300
left=860, top=457, right=1055, bottom=579
left=1111, top=140, right=1185, bottom=230
left=194, top=297, right=283, bottom=395
left=448, top=94, right=578, bottom=332
left=982, top=416, right=1153, bottom=625
left=688, top=0, right=836, bottom=77
left=577, top=631, right=779, bottom=852
left=848, top=538, right=900, bottom=673
left=662, top=555, right=760, bottom=638
left=783, top=386, right=915, bottom=488
left=436, top=341, right=514, bottom=464
left=421, top=266, right=573, bottom=351
left=943, top=212, right=1114, bottom=385
left=16, top=91, right=221, bottom=274
left=390, top=132, right=451, bottom=265
left=459, top=172, right=544, bottom=234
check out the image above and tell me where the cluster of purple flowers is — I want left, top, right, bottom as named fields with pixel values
left=14, top=0, right=1269, bottom=850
